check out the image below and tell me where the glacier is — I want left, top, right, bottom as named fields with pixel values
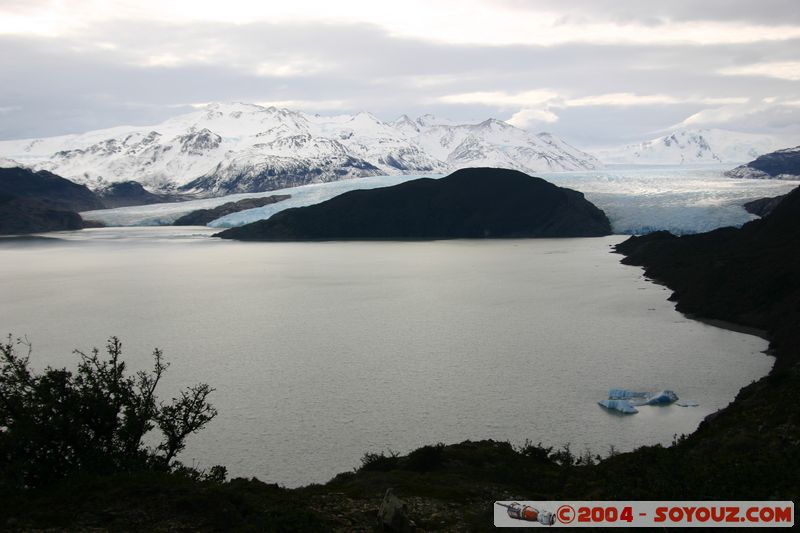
left=81, top=165, right=800, bottom=235
left=81, top=174, right=436, bottom=226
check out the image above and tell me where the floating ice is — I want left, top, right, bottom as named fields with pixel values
left=647, top=390, right=679, bottom=405
left=676, top=399, right=699, bottom=407
left=603, top=388, right=679, bottom=413
left=608, top=388, right=649, bottom=400
left=598, top=399, right=639, bottom=414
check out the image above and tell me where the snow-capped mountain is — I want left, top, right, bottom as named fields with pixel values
left=0, top=157, right=24, bottom=169
left=598, top=129, right=788, bottom=165
left=0, top=103, right=600, bottom=196
left=725, top=146, right=800, bottom=180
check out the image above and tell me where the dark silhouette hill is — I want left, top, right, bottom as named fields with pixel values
left=0, top=194, right=85, bottom=234
left=0, top=167, right=104, bottom=234
left=0, top=166, right=104, bottom=212
left=726, top=146, right=800, bottom=179
left=217, top=168, right=611, bottom=241
left=743, top=193, right=787, bottom=217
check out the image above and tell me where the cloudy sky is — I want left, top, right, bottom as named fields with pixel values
left=1, top=0, right=799, bottom=148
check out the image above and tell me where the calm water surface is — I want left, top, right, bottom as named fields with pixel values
left=0, top=228, right=772, bottom=486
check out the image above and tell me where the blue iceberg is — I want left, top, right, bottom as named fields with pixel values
left=598, top=399, right=639, bottom=414
left=647, top=390, right=679, bottom=405
left=608, top=388, right=650, bottom=400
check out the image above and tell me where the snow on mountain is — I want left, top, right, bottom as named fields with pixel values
left=0, top=103, right=599, bottom=196
left=0, top=156, right=24, bottom=169
left=725, top=145, right=800, bottom=180
left=598, top=129, right=788, bottom=165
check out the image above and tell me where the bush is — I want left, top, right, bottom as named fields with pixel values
left=516, top=439, right=553, bottom=462
left=404, top=443, right=445, bottom=471
left=359, top=450, right=399, bottom=472
left=0, top=335, right=219, bottom=488
left=549, top=443, right=576, bottom=466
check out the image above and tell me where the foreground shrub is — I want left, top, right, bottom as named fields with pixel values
left=0, top=335, right=219, bottom=488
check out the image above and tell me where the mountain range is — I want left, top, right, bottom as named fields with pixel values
left=0, top=103, right=600, bottom=197
left=598, top=128, right=788, bottom=165
left=1, top=104, right=793, bottom=199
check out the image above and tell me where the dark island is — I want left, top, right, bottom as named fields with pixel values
left=173, top=194, right=291, bottom=226
left=216, top=168, right=612, bottom=241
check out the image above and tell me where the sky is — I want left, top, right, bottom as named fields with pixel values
left=1, top=0, right=799, bottom=148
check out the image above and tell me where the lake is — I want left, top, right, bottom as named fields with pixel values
left=0, top=228, right=772, bottom=486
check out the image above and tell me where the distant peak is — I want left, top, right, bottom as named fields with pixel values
left=199, top=102, right=270, bottom=114
left=415, top=114, right=441, bottom=126
left=476, top=117, right=512, bottom=129
left=352, top=110, right=381, bottom=121
left=394, top=114, right=415, bottom=125
left=0, top=156, right=24, bottom=169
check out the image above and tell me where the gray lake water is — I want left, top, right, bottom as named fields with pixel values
left=0, top=228, right=772, bottom=486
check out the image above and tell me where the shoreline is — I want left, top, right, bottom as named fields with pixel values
left=687, top=314, right=771, bottom=342
left=4, top=229, right=798, bottom=529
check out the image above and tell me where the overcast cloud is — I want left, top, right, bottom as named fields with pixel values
left=0, top=0, right=798, bottom=148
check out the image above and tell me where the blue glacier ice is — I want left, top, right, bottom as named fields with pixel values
left=647, top=390, right=679, bottom=405
left=604, top=388, right=679, bottom=411
left=598, top=399, right=639, bottom=414
left=608, top=388, right=649, bottom=400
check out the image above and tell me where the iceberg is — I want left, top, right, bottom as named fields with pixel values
left=602, top=388, right=680, bottom=412
left=646, top=390, right=679, bottom=405
left=598, top=399, right=639, bottom=414
left=608, top=388, right=649, bottom=400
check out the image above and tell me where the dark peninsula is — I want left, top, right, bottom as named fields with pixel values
left=615, top=185, right=799, bottom=371
left=743, top=193, right=788, bottom=218
left=0, top=166, right=104, bottom=234
left=173, top=194, right=290, bottom=226
left=216, top=167, right=611, bottom=241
